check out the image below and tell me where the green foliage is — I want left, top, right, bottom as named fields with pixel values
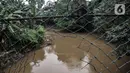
left=93, top=0, right=130, bottom=56
left=0, top=0, right=45, bottom=51
left=56, top=18, right=74, bottom=28
left=7, top=23, right=45, bottom=43
left=21, top=25, right=45, bottom=43
left=54, top=0, right=94, bottom=31
left=37, top=25, right=45, bottom=36
left=105, top=24, right=130, bottom=42
left=0, top=0, right=46, bottom=69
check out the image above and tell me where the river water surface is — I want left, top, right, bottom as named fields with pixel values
left=5, top=31, right=130, bottom=73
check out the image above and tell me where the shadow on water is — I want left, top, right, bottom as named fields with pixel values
left=4, top=31, right=130, bottom=73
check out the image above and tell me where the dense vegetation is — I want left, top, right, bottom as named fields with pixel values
left=0, top=0, right=45, bottom=70
left=92, top=0, right=130, bottom=56
left=0, top=0, right=45, bottom=51
left=43, top=0, right=94, bottom=31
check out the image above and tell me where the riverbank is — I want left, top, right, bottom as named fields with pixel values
left=4, top=31, right=130, bottom=73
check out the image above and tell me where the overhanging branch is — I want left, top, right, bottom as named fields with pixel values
left=0, top=15, right=76, bottom=21
left=0, top=14, right=130, bottom=21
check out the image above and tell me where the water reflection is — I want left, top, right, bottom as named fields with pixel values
left=31, top=44, right=94, bottom=73
left=5, top=32, right=130, bottom=73
left=5, top=37, right=94, bottom=73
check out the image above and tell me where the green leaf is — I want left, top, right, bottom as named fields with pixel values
left=13, top=10, right=25, bottom=14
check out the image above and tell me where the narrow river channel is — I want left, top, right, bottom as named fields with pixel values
left=5, top=31, right=130, bottom=73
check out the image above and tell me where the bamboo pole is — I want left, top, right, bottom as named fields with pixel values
left=0, top=14, right=130, bottom=21
left=0, top=15, right=76, bottom=21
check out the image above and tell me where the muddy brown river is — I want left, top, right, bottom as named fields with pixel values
left=5, top=31, right=130, bottom=73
